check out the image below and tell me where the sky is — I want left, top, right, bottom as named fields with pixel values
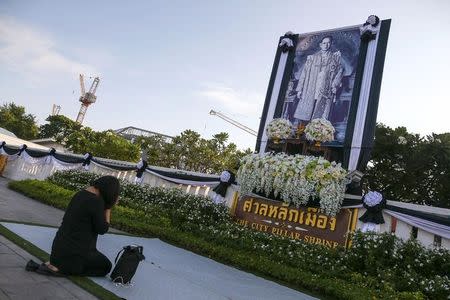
left=1, top=0, right=449, bottom=150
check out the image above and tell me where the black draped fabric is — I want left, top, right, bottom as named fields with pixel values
left=342, top=37, right=369, bottom=169
left=91, top=158, right=135, bottom=171
left=343, top=20, right=391, bottom=171
left=357, top=20, right=391, bottom=171
left=3, top=145, right=20, bottom=155
left=148, top=167, right=220, bottom=182
left=53, top=152, right=85, bottom=164
left=212, top=183, right=228, bottom=197
left=25, top=148, right=52, bottom=158
left=386, top=204, right=450, bottom=227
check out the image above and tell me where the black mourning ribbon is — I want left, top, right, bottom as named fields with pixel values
left=136, top=160, right=148, bottom=178
left=18, top=144, right=28, bottom=156
left=82, top=153, right=93, bottom=167
left=279, top=32, right=296, bottom=53
left=212, top=170, right=235, bottom=197
left=360, top=31, right=376, bottom=42
left=360, top=15, right=380, bottom=42
left=359, top=197, right=386, bottom=224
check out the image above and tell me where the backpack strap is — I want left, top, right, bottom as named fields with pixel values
left=114, top=247, right=126, bottom=264
left=137, top=246, right=145, bottom=261
left=114, top=245, right=145, bottom=264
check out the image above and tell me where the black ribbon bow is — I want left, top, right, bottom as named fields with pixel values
left=18, top=144, right=28, bottom=156
left=213, top=170, right=235, bottom=197
left=359, top=191, right=386, bottom=224
left=136, top=160, right=148, bottom=179
left=82, top=153, right=93, bottom=167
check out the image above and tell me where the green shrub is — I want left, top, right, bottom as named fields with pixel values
left=9, top=179, right=74, bottom=209
left=11, top=172, right=450, bottom=299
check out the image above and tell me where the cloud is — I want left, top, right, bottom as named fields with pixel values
left=197, top=83, right=262, bottom=116
left=0, top=16, right=97, bottom=77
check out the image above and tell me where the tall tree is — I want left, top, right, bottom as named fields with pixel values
left=136, top=129, right=250, bottom=174
left=134, top=135, right=171, bottom=167
left=65, top=128, right=141, bottom=162
left=0, top=102, right=39, bottom=139
left=365, top=124, right=450, bottom=208
left=39, top=115, right=81, bottom=142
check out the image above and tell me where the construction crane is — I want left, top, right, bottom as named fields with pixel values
left=51, top=104, right=61, bottom=116
left=209, top=110, right=257, bottom=136
left=76, top=74, right=100, bottom=124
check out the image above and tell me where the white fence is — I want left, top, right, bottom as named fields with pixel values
left=0, top=153, right=235, bottom=207
left=1, top=152, right=448, bottom=250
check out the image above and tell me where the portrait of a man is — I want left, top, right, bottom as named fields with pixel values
left=281, top=28, right=361, bottom=143
left=294, top=36, right=343, bottom=122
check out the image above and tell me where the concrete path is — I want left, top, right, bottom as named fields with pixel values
left=0, top=234, right=98, bottom=300
left=3, top=223, right=318, bottom=300
left=0, top=177, right=122, bottom=233
left=0, top=176, right=116, bottom=300
left=0, top=177, right=65, bottom=227
left=0, top=177, right=319, bottom=300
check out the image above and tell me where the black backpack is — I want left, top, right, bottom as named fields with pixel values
left=110, top=245, right=145, bottom=285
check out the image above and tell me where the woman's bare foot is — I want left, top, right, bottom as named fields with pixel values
left=44, top=261, right=59, bottom=272
left=36, top=262, right=63, bottom=276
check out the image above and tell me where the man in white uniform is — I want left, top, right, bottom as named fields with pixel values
left=293, top=36, right=343, bottom=125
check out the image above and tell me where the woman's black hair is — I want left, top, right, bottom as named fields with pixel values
left=91, top=176, right=120, bottom=209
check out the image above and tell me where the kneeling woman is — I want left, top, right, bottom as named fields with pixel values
left=31, top=176, right=120, bottom=276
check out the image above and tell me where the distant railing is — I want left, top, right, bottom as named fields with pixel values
left=0, top=145, right=237, bottom=207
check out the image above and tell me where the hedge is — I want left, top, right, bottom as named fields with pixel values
left=9, top=176, right=450, bottom=299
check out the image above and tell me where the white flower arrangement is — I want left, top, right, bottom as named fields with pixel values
left=363, top=191, right=383, bottom=207
left=398, top=136, right=407, bottom=145
left=266, top=118, right=293, bottom=140
left=237, top=152, right=349, bottom=216
left=304, top=118, right=335, bottom=143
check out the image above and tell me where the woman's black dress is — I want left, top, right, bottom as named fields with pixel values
left=50, top=190, right=112, bottom=276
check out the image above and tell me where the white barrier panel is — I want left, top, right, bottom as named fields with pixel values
left=1, top=153, right=448, bottom=250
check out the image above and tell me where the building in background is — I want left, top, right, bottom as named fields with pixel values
left=29, top=138, right=67, bottom=153
left=115, top=126, right=173, bottom=143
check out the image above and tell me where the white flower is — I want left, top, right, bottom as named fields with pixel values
left=237, top=152, right=348, bottom=216
left=266, top=118, right=293, bottom=140
left=398, top=136, right=407, bottom=145
left=304, top=118, right=335, bottom=143
left=363, top=191, right=383, bottom=207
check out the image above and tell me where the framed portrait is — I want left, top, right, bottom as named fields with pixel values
left=256, top=16, right=391, bottom=172
left=281, top=28, right=361, bottom=144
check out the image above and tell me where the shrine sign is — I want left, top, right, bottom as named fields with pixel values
left=233, top=195, right=358, bottom=248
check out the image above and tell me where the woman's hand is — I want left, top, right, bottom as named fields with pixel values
left=104, top=209, right=111, bottom=224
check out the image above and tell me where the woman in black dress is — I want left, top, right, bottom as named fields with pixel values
left=26, top=176, right=120, bottom=277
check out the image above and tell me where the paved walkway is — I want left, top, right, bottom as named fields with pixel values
left=0, top=177, right=123, bottom=232
left=0, top=177, right=65, bottom=227
left=0, top=234, right=98, bottom=300
left=0, top=177, right=100, bottom=300
left=0, top=177, right=319, bottom=300
left=3, top=222, right=318, bottom=300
